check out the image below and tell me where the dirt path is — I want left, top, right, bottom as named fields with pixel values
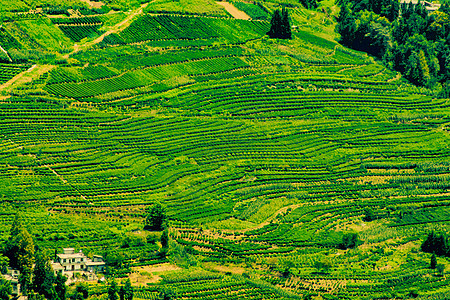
left=0, top=64, right=52, bottom=93
left=129, top=263, right=181, bottom=286
left=216, top=2, right=250, bottom=20
left=238, top=203, right=302, bottom=233
left=63, top=2, right=149, bottom=59
left=80, top=0, right=104, bottom=8
left=46, top=165, right=68, bottom=184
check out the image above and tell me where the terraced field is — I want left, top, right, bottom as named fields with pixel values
left=0, top=0, right=450, bottom=299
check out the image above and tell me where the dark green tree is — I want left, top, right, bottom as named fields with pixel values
left=267, top=9, right=282, bottom=38
left=145, top=202, right=167, bottom=231
left=299, top=0, right=318, bottom=9
left=119, top=279, right=133, bottom=300
left=161, top=229, right=169, bottom=249
left=340, top=232, right=360, bottom=249
left=437, top=263, right=445, bottom=276
left=0, top=277, right=11, bottom=300
left=32, top=252, right=56, bottom=300
left=158, top=287, right=177, bottom=300
left=108, top=279, right=119, bottom=300
left=363, top=207, right=376, bottom=221
left=4, top=213, right=35, bottom=295
left=119, top=285, right=125, bottom=300
left=421, top=231, right=449, bottom=256
left=55, top=272, right=67, bottom=300
left=336, top=3, right=356, bottom=46
left=0, top=255, right=8, bottom=274
left=27, top=292, right=45, bottom=300
left=74, top=283, right=89, bottom=299
left=431, top=253, right=437, bottom=269
left=281, top=7, right=292, bottom=39
left=267, top=8, right=292, bottom=39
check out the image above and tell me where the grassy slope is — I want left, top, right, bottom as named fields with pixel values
left=0, top=1, right=450, bottom=299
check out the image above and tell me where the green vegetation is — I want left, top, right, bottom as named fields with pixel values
left=144, top=0, right=228, bottom=16
left=0, top=0, right=449, bottom=299
left=336, top=0, right=450, bottom=93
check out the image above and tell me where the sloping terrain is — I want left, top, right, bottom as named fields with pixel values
left=0, top=0, right=450, bottom=299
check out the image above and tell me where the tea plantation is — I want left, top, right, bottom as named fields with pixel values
left=0, top=0, right=450, bottom=299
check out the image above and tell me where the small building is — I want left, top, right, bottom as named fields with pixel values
left=51, top=248, right=105, bottom=277
left=400, top=0, right=441, bottom=14
left=3, top=268, right=21, bottom=296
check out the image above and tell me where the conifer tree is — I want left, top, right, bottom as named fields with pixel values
left=145, top=202, right=167, bottom=231
left=0, top=277, right=11, bottom=300
left=267, top=9, right=282, bottom=38
left=108, top=279, right=119, bottom=300
left=55, top=273, right=67, bottom=300
left=431, top=253, right=437, bottom=269
left=119, top=279, right=133, bottom=300
left=281, top=7, right=292, bottom=39
left=4, top=213, right=35, bottom=294
left=161, top=229, right=169, bottom=249
left=32, top=252, right=56, bottom=300
left=267, top=8, right=292, bottom=39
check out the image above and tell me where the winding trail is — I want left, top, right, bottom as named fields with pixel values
left=0, top=64, right=52, bottom=93
left=63, top=2, right=149, bottom=59
left=216, top=2, right=250, bottom=20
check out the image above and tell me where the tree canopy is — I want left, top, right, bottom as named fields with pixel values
left=3, top=213, right=35, bottom=295
left=32, top=252, right=57, bottom=300
left=336, top=0, right=450, bottom=90
left=145, top=202, right=168, bottom=231
left=267, top=7, right=292, bottom=39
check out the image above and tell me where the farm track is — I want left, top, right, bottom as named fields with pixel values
left=63, top=2, right=150, bottom=58
left=216, top=1, right=251, bottom=20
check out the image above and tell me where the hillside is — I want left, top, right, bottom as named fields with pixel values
left=0, top=0, right=450, bottom=299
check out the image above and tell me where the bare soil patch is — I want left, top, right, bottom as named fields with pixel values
left=129, top=263, right=181, bottom=286
left=204, top=262, right=246, bottom=275
left=216, top=2, right=250, bottom=20
left=81, top=0, right=105, bottom=8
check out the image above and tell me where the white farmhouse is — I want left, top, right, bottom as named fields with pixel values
left=51, top=248, right=105, bottom=276
left=400, top=0, right=441, bottom=13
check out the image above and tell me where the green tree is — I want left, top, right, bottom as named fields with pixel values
left=267, top=9, right=282, bottom=38
left=161, top=229, right=169, bottom=249
left=0, top=255, right=8, bottom=274
left=145, top=202, right=167, bottom=231
left=55, top=272, right=67, bottom=300
left=430, top=253, right=437, bottom=269
left=119, top=279, right=133, bottom=300
left=336, top=4, right=356, bottom=46
left=300, top=0, right=318, bottom=9
left=267, top=8, right=292, bottom=39
left=158, top=287, right=177, bottom=300
left=4, top=214, right=35, bottom=295
left=4, top=213, right=25, bottom=268
left=33, top=252, right=56, bottom=299
left=363, top=207, right=375, bottom=222
left=108, top=279, right=119, bottom=300
left=313, top=257, right=332, bottom=273
left=73, top=283, right=89, bottom=299
left=437, top=263, right=445, bottom=276
left=281, top=7, right=292, bottom=39
left=340, top=232, right=360, bottom=249
left=0, top=277, right=11, bottom=300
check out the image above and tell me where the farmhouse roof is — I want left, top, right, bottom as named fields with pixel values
left=57, top=252, right=86, bottom=259
left=85, top=261, right=105, bottom=266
